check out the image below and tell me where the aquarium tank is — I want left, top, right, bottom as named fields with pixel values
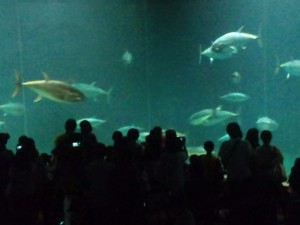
left=0, top=0, right=300, bottom=172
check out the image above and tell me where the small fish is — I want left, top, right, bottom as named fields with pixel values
left=121, top=50, right=133, bottom=65
left=220, top=92, right=250, bottom=103
left=256, top=116, right=279, bottom=131
left=280, top=60, right=300, bottom=78
left=76, top=117, right=106, bottom=129
left=0, top=102, right=24, bottom=116
left=12, top=72, right=85, bottom=103
left=231, top=71, right=242, bottom=84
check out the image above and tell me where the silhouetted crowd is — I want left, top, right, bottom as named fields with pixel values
left=0, top=120, right=300, bottom=225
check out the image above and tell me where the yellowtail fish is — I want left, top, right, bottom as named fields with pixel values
left=12, top=72, right=86, bottom=103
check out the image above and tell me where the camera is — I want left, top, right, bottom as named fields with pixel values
left=178, top=136, right=186, bottom=144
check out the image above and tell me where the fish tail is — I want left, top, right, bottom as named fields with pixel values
left=106, top=87, right=113, bottom=104
left=199, top=44, right=202, bottom=65
left=257, top=23, right=263, bottom=48
left=274, top=55, right=280, bottom=75
left=12, top=70, right=22, bottom=97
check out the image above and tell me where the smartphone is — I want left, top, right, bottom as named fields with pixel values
left=72, top=142, right=80, bottom=147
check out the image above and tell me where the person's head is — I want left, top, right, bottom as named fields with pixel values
left=80, top=120, right=93, bottom=134
left=293, top=158, right=300, bottom=168
left=65, top=119, right=77, bottom=132
left=226, top=122, right=242, bottom=139
left=246, top=128, right=259, bottom=145
left=260, top=130, right=272, bottom=145
left=112, top=130, right=123, bottom=142
left=165, top=129, right=177, bottom=141
left=0, top=133, right=10, bottom=146
left=127, top=128, right=139, bottom=141
left=152, top=126, right=163, bottom=137
left=204, top=140, right=214, bottom=154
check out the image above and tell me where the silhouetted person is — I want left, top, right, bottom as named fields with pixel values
left=7, top=136, right=48, bottom=225
left=54, top=118, right=80, bottom=148
left=245, top=128, right=260, bottom=150
left=147, top=126, right=164, bottom=155
left=218, top=122, right=254, bottom=192
left=254, top=130, right=284, bottom=186
left=157, top=130, right=186, bottom=211
left=199, top=141, right=224, bottom=196
left=79, top=120, right=97, bottom=147
left=143, top=126, right=164, bottom=191
left=218, top=122, right=254, bottom=225
left=252, top=130, right=285, bottom=225
left=79, top=120, right=98, bottom=165
left=287, top=158, right=300, bottom=225
left=289, top=158, right=300, bottom=196
left=0, top=133, right=14, bottom=224
left=52, top=119, right=81, bottom=225
left=126, top=128, right=144, bottom=161
left=86, top=143, right=116, bottom=225
left=112, top=130, right=123, bottom=148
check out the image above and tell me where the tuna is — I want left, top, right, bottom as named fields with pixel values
left=12, top=72, right=85, bottom=103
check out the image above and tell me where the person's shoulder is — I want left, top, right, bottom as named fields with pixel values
left=239, top=139, right=252, bottom=147
left=272, top=145, right=283, bottom=154
left=220, top=140, right=233, bottom=148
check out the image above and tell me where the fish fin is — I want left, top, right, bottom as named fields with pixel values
left=237, top=25, right=245, bottom=32
left=216, top=105, right=222, bottom=110
left=42, top=72, right=50, bottom=81
left=12, top=70, right=22, bottom=97
left=199, top=44, right=202, bottom=65
left=34, top=95, right=43, bottom=102
left=91, top=82, right=96, bottom=86
left=106, top=87, right=113, bottom=104
left=274, top=67, right=280, bottom=75
left=287, top=73, right=290, bottom=79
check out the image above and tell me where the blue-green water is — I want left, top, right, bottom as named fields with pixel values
left=0, top=0, right=300, bottom=172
